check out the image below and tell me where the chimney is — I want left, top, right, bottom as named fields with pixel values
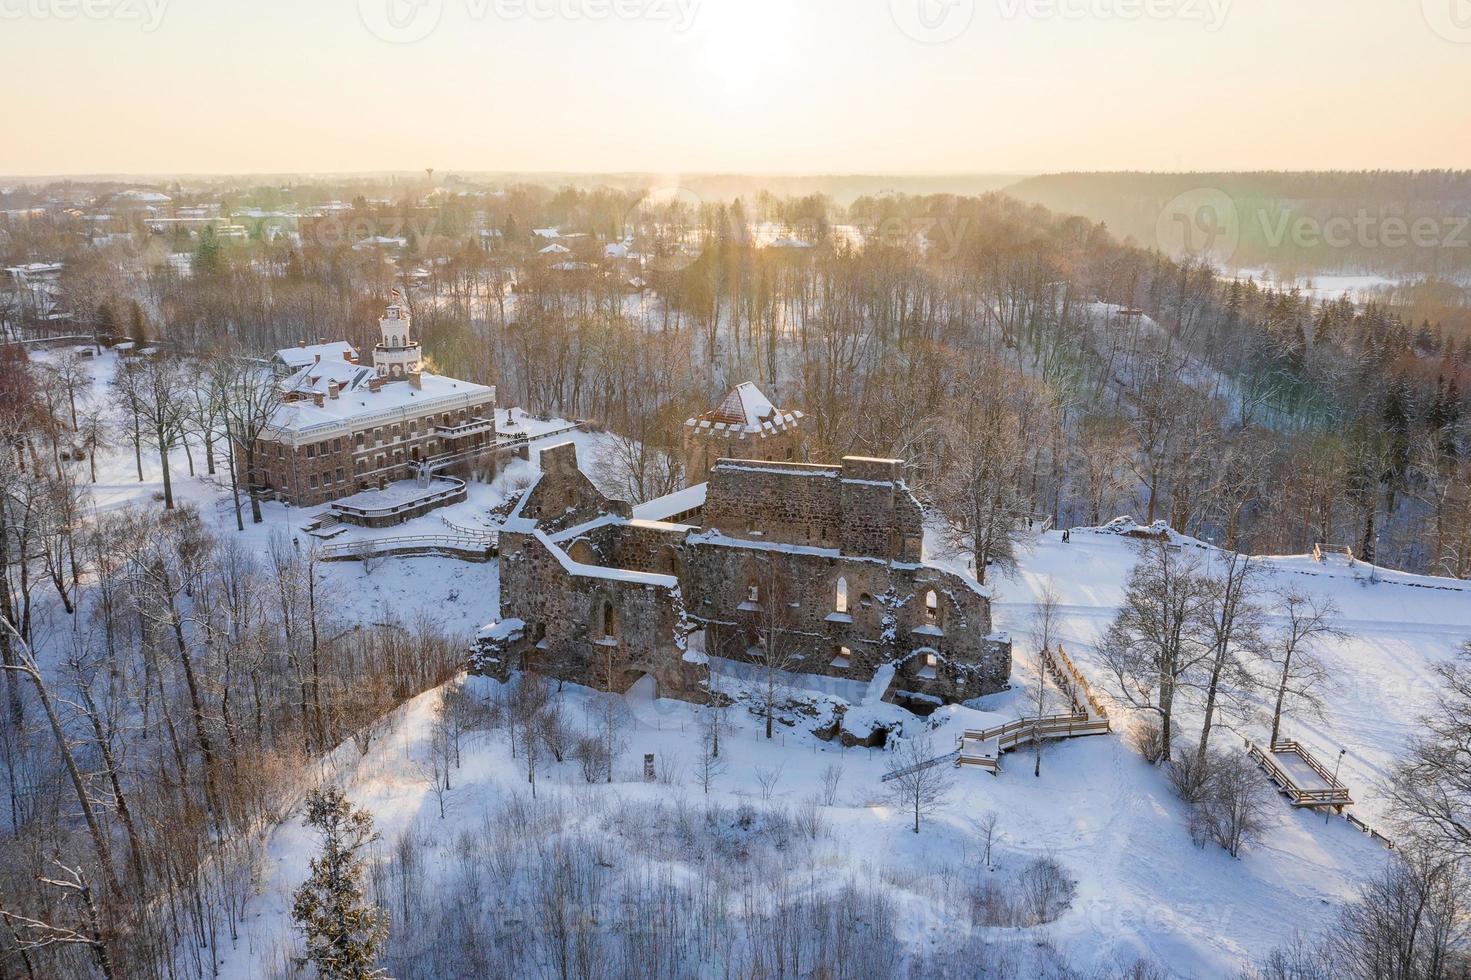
left=327, top=380, right=340, bottom=400
left=368, top=377, right=383, bottom=393
left=314, top=353, right=321, bottom=364
left=408, top=370, right=422, bottom=390
left=312, top=393, right=325, bottom=408
left=297, top=339, right=306, bottom=348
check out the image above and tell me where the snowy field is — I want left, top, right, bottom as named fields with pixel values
left=213, top=523, right=1467, bottom=976
left=31, top=348, right=1471, bottom=977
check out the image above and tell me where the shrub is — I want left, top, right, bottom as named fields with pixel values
left=1131, top=718, right=1170, bottom=765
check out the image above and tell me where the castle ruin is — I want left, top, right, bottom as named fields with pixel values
left=476, top=438, right=1011, bottom=712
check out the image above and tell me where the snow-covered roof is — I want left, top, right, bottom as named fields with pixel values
left=281, top=358, right=374, bottom=398
left=539, top=243, right=571, bottom=254
left=686, top=381, right=803, bottom=435
left=274, top=341, right=359, bottom=371
left=265, top=370, right=495, bottom=437
left=631, top=482, right=707, bottom=521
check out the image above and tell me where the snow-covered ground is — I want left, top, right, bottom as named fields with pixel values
left=211, top=526, right=1470, bottom=977
left=1223, top=266, right=1408, bottom=302
left=33, top=348, right=1471, bottom=976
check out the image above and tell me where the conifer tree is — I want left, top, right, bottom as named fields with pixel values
left=291, top=787, right=388, bottom=980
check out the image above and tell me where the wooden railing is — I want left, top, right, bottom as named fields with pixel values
left=955, top=643, right=1112, bottom=774
left=317, top=534, right=495, bottom=562
left=1049, top=644, right=1110, bottom=722
left=1247, top=738, right=1352, bottom=808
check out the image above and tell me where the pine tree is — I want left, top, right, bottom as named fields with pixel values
left=194, top=225, right=222, bottom=276
left=291, top=787, right=388, bottom=980
left=128, top=302, right=148, bottom=347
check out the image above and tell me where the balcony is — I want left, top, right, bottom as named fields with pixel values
left=435, top=416, right=496, bottom=439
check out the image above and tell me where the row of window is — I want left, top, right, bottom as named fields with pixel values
left=307, top=468, right=349, bottom=490
left=743, top=578, right=941, bottom=621
left=286, top=409, right=480, bottom=461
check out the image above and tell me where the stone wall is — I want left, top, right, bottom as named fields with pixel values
left=684, top=424, right=805, bottom=480
left=519, top=442, right=630, bottom=531
left=486, top=528, right=706, bottom=700
left=478, top=450, right=1011, bottom=709
left=679, top=536, right=1010, bottom=703
left=702, top=457, right=923, bottom=562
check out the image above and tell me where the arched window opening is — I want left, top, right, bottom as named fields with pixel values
left=747, top=582, right=760, bottom=604
left=832, top=645, right=852, bottom=669
left=835, top=577, right=849, bottom=614
left=925, top=590, right=939, bottom=622
left=602, top=602, right=617, bottom=640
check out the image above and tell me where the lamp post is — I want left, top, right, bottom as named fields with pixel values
left=1327, top=747, right=1346, bottom=824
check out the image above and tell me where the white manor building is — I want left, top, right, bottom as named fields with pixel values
left=245, top=296, right=497, bottom=509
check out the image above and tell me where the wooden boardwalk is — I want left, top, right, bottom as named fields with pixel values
left=1246, top=738, right=1352, bottom=810
left=957, top=644, right=1111, bottom=774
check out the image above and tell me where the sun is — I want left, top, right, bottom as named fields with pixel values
left=696, top=0, right=796, bottom=95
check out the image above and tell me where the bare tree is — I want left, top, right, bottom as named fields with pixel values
left=1193, top=552, right=1263, bottom=766
left=747, top=557, right=804, bottom=739
left=754, top=762, right=784, bottom=801
left=0, top=617, right=122, bottom=900
left=1265, top=591, right=1342, bottom=745
left=118, top=354, right=188, bottom=509
left=971, top=811, right=1001, bottom=870
left=885, top=733, right=952, bottom=834
left=1387, top=646, right=1471, bottom=866
left=695, top=716, right=726, bottom=794
left=1328, top=847, right=1468, bottom=979
left=1028, top=578, right=1062, bottom=777
left=819, top=762, right=844, bottom=806
left=1099, top=540, right=1215, bottom=762
left=217, top=351, right=283, bottom=525
left=933, top=376, right=1030, bottom=585
left=0, top=862, right=117, bottom=980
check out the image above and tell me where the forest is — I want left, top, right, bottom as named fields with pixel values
left=3, top=176, right=1471, bottom=977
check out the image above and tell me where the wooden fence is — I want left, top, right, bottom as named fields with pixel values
left=1246, top=738, right=1353, bottom=809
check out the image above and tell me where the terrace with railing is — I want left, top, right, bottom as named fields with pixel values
left=1246, top=738, right=1353, bottom=810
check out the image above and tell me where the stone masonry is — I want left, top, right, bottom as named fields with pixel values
left=476, top=445, right=1011, bottom=711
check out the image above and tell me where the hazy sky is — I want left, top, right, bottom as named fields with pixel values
left=2, top=0, right=1469, bottom=176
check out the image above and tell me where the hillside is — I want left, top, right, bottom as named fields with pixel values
left=1006, top=171, right=1471, bottom=281
left=210, top=497, right=1470, bottom=977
